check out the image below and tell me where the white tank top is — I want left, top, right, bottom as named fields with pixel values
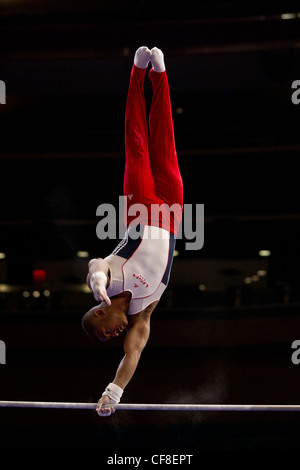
left=105, top=225, right=176, bottom=315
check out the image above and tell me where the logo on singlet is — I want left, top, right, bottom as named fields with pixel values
left=133, top=273, right=149, bottom=288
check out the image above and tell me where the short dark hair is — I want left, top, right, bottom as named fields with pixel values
left=81, top=309, right=99, bottom=341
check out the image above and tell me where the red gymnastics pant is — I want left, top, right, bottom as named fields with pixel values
left=124, top=65, right=183, bottom=237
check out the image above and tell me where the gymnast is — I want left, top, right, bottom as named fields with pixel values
left=82, top=47, right=183, bottom=417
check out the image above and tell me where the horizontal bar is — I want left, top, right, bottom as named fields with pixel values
left=1, top=401, right=300, bottom=411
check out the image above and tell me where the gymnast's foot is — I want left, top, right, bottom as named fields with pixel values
left=134, top=46, right=152, bottom=69
left=150, top=47, right=165, bottom=72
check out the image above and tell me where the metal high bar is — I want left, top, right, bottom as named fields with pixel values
left=1, top=401, right=300, bottom=411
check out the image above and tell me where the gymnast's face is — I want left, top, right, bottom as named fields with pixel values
left=93, top=306, right=128, bottom=342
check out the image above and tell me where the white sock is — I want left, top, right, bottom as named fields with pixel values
left=150, top=47, right=165, bottom=72
left=134, top=46, right=152, bottom=69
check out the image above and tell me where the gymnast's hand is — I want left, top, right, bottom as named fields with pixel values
left=96, top=395, right=116, bottom=417
left=90, top=271, right=111, bottom=306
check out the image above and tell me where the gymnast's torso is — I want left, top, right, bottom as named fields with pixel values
left=105, top=225, right=176, bottom=315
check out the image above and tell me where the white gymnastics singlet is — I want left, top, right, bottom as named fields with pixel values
left=105, top=225, right=176, bottom=315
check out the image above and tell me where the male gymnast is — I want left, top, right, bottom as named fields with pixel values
left=82, top=46, right=183, bottom=417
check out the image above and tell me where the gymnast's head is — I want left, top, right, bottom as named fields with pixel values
left=82, top=296, right=129, bottom=342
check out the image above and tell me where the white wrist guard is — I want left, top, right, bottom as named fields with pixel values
left=102, top=382, right=123, bottom=404
left=90, top=271, right=107, bottom=286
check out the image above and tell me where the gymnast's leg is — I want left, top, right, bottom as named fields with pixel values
left=124, top=47, right=158, bottom=228
left=148, top=47, right=183, bottom=235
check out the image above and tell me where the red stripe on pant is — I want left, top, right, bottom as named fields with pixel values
left=124, top=65, right=183, bottom=236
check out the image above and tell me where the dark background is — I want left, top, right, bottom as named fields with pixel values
left=1, top=0, right=300, bottom=454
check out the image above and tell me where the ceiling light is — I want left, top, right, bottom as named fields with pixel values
left=281, top=13, right=296, bottom=20
left=77, top=251, right=89, bottom=258
left=257, top=270, right=267, bottom=277
left=258, top=250, right=271, bottom=257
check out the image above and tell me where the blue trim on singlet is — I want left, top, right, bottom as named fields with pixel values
left=112, top=224, right=176, bottom=287
left=162, top=233, right=176, bottom=286
left=112, top=225, right=143, bottom=259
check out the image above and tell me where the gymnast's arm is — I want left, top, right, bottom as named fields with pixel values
left=97, top=309, right=152, bottom=416
left=86, top=257, right=111, bottom=305
left=115, top=312, right=151, bottom=388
